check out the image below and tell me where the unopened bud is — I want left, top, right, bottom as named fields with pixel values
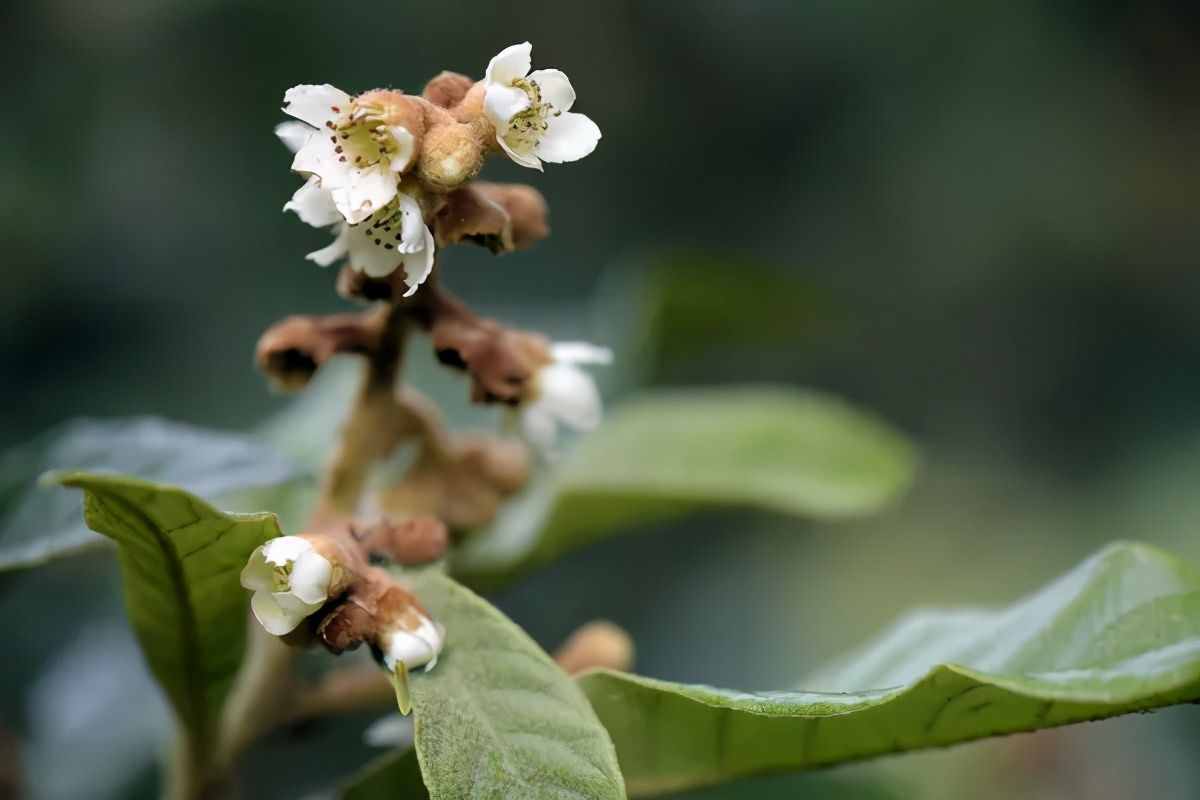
left=553, top=621, right=634, bottom=675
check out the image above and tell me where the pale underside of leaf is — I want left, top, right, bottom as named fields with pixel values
left=453, top=387, right=917, bottom=589
left=578, top=541, right=1200, bottom=797
left=0, top=417, right=300, bottom=572
left=402, top=570, right=626, bottom=800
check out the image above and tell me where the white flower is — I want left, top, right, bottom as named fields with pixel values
left=240, top=536, right=333, bottom=636
left=276, top=126, right=435, bottom=294
left=483, top=42, right=601, bottom=171
left=381, top=613, right=445, bottom=675
left=280, top=84, right=416, bottom=224
left=520, top=342, right=612, bottom=458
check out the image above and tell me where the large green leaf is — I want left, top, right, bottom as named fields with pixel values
left=341, top=749, right=427, bottom=800
left=0, top=418, right=301, bottom=572
left=56, top=472, right=282, bottom=764
left=400, top=570, right=626, bottom=800
left=578, top=541, right=1200, bottom=797
left=452, top=388, right=916, bottom=589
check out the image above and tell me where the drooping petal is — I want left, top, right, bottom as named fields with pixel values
left=261, top=535, right=312, bottom=566
left=288, top=549, right=333, bottom=605
left=282, top=84, right=351, bottom=128
left=540, top=362, right=603, bottom=431
left=283, top=177, right=341, bottom=228
left=535, top=112, right=601, bottom=164
left=239, top=548, right=275, bottom=593
left=551, top=342, right=613, bottom=365
left=399, top=227, right=436, bottom=297
left=484, top=83, right=531, bottom=126
left=306, top=228, right=349, bottom=267
left=329, top=165, right=398, bottom=225
left=497, top=134, right=543, bottom=171
left=382, top=616, right=444, bottom=672
left=388, top=126, right=415, bottom=173
left=485, top=42, right=532, bottom=85
left=395, top=192, right=426, bottom=253
left=527, top=69, right=576, bottom=112
left=275, top=121, right=316, bottom=154
left=250, top=591, right=319, bottom=636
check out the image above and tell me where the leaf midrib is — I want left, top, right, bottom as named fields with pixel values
left=95, top=491, right=211, bottom=759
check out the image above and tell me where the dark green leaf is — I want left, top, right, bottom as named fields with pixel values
left=579, top=541, right=1200, bottom=796
left=56, top=472, right=282, bottom=763
left=453, top=388, right=916, bottom=589
left=340, top=749, right=427, bottom=800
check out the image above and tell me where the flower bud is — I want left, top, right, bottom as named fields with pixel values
left=553, top=621, right=635, bottom=675
left=417, top=122, right=486, bottom=192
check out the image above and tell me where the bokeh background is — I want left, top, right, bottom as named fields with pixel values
left=4, top=1, right=1200, bottom=798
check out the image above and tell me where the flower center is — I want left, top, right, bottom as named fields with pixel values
left=324, top=100, right=407, bottom=169
left=354, top=195, right=418, bottom=252
left=270, top=561, right=294, bottom=592
left=504, top=77, right=558, bottom=151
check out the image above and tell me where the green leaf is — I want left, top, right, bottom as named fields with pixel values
left=453, top=387, right=916, bottom=589
left=578, top=541, right=1200, bottom=797
left=55, top=472, right=282, bottom=764
left=0, top=417, right=301, bottom=572
left=401, top=570, right=626, bottom=800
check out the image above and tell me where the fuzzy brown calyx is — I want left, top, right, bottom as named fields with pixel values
left=377, top=435, right=531, bottom=530
left=315, top=566, right=433, bottom=655
left=435, top=181, right=549, bottom=254
left=255, top=308, right=389, bottom=391
left=422, top=71, right=475, bottom=110
left=351, top=516, right=450, bottom=565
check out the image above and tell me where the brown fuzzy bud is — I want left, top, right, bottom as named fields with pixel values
left=435, top=182, right=549, bottom=254
left=417, top=122, right=486, bottom=192
left=355, top=516, right=449, bottom=565
left=422, top=71, right=475, bottom=109
left=553, top=621, right=635, bottom=675
left=255, top=310, right=387, bottom=390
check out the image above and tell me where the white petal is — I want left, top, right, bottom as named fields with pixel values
left=382, top=616, right=443, bottom=672
left=485, top=42, right=532, bottom=85
left=346, top=223, right=404, bottom=278
left=306, top=228, right=349, bottom=267
left=282, top=84, right=351, bottom=128
left=239, top=547, right=275, bottom=593
left=540, top=363, right=603, bottom=431
left=288, top=550, right=333, bottom=605
left=484, top=83, right=531, bottom=126
left=520, top=402, right=561, bottom=458
left=552, top=342, right=613, bottom=365
left=363, top=714, right=413, bottom=749
left=283, top=177, right=341, bottom=228
left=395, top=192, right=426, bottom=253
left=261, top=535, right=312, bottom=566
left=527, top=69, right=576, bottom=112
left=389, top=126, right=415, bottom=173
left=275, top=121, right=316, bottom=154
left=251, top=591, right=318, bottom=636
left=291, top=133, right=339, bottom=178
left=497, top=133, right=543, bottom=171
left=329, top=165, right=398, bottom=225
left=399, top=227, right=436, bottom=297
left=535, top=112, right=601, bottom=164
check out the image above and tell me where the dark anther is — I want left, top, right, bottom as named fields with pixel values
left=435, top=348, right=467, bottom=370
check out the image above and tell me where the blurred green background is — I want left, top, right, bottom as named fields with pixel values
left=4, top=1, right=1200, bottom=798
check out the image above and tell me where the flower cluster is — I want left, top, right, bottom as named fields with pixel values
left=247, top=43, right=613, bottom=707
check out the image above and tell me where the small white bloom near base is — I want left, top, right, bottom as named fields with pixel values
left=484, top=42, right=601, bottom=171
left=382, top=615, right=445, bottom=675
left=240, top=536, right=333, bottom=636
left=520, top=341, right=613, bottom=458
